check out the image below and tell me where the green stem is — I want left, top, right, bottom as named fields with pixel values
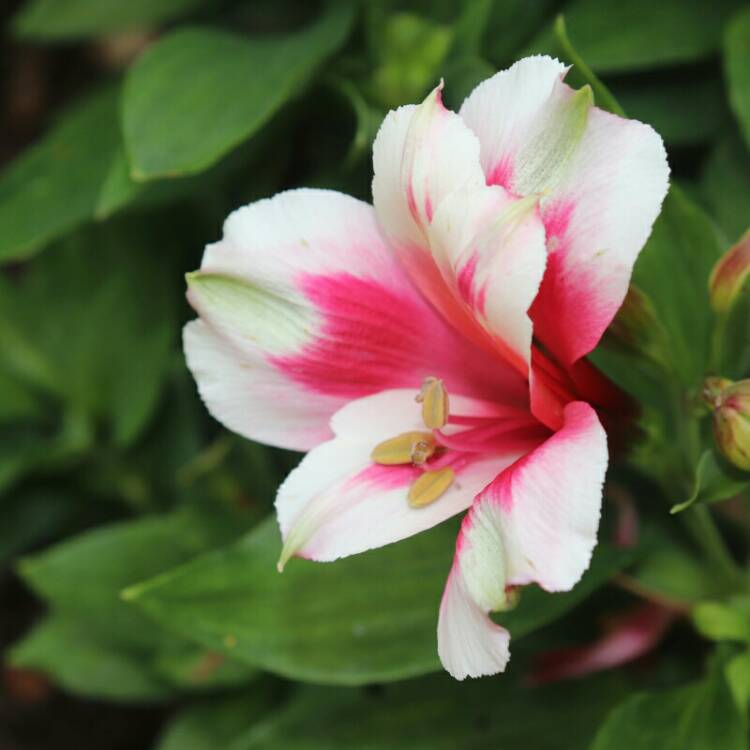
left=681, top=505, right=743, bottom=589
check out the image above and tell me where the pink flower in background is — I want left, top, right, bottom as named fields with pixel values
left=184, top=56, right=669, bottom=679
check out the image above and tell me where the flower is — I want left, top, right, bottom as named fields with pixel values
left=184, top=56, right=669, bottom=679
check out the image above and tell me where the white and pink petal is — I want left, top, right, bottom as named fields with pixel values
left=185, top=189, right=524, bottom=451
left=460, top=56, right=669, bottom=363
left=276, top=390, right=522, bottom=569
left=437, top=401, right=607, bottom=679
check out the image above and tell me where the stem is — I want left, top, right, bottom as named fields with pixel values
left=668, top=386, right=743, bottom=589
left=681, top=504, right=743, bottom=590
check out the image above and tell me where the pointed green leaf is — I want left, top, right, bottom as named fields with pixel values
left=726, top=6, right=750, bottom=147
left=122, top=3, right=354, bottom=179
left=13, top=0, right=206, bottom=38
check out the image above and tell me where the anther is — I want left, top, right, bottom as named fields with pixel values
left=371, top=431, right=436, bottom=465
left=408, top=467, right=455, bottom=508
left=416, top=376, right=449, bottom=429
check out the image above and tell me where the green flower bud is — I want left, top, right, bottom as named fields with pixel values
left=704, top=378, right=750, bottom=471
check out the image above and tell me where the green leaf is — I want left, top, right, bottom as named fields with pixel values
left=632, top=534, right=716, bottom=604
left=125, top=517, right=455, bottom=684
left=726, top=649, right=750, bottom=713
left=701, top=133, right=750, bottom=244
left=232, top=674, right=630, bottom=750
left=614, top=76, right=729, bottom=146
left=122, top=3, right=354, bottom=180
left=590, top=667, right=747, bottom=750
left=485, top=0, right=557, bottom=64
left=726, top=6, right=750, bottom=147
left=18, top=511, right=237, bottom=650
left=153, top=641, right=258, bottom=692
left=693, top=596, right=750, bottom=643
left=8, top=615, right=171, bottom=702
left=672, top=450, right=749, bottom=514
left=125, top=517, right=629, bottom=686
left=632, top=186, right=724, bottom=386
left=367, top=12, right=453, bottom=108
left=0, top=88, right=121, bottom=263
left=526, top=0, right=744, bottom=73
left=13, top=0, right=206, bottom=38
left=155, top=688, right=276, bottom=750
left=1, top=220, right=177, bottom=446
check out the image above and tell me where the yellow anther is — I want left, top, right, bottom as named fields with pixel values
left=408, top=467, right=455, bottom=508
left=371, top=431, right=436, bottom=465
left=417, top=376, right=449, bottom=429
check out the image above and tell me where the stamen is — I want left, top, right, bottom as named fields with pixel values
left=371, top=431, right=436, bottom=465
left=416, top=376, right=449, bottom=429
left=408, top=467, right=455, bottom=508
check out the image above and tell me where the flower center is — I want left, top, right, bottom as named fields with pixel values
left=370, top=377, right=546, bottom=509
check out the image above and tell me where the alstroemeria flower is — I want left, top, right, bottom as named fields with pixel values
left=184, top=56, right=669, bottom=679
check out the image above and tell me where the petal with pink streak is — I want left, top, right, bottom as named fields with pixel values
left=276, top=390, right=522, bottom=569
left=437, top=401, right=607, bottom=679
left=185, top=188, right=525, bottom=451
left=428, top=185, right=547, bottom=373
left=372, top=86, right=496, bottom=353
left=460, top=56, right=669, bottom=363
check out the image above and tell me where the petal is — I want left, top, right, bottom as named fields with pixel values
left=531, top=603, right=676, bottom=684
left=428, top=185, right=547, bottom=373
left=184, top=320, right=335, bottom=451
left=437, top=563, right=511, bottom=681
left=437, top=401, right=607, bottom=680
left=372, top=86, right=494, bottom=354
left=484, top=401, right=608, bottom=590
left=185, top=188, right=525, bottom=451
left=276, top=389, right=521, bottom=568
left=372, top=84, right=485, bottom=261
left=460, top=57, right=669, bottom=363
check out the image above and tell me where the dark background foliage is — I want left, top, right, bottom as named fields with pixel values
left=1, top=0, right=750, bottom=748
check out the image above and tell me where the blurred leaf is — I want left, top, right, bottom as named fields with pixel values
left=450, top=0, right=493, bottom=56
left=233, top=674, right=629, bottom=750
left=0, top=487, right=84, bottom=567
left=632, top=535, right=716, bottom=603
left=701, top=133, right=750, bottom=243
left=615, top=77, right=728, bottom=146
left=0, top=88, right=121, bottom=263
left=155, top=688, right=276, bottom=750
left=368, top=12, right=453, bottom=107
left=18, top=506, right=254, bottom=650
left=485, top=0, right=557, bottom=64
left=1, top=221, right=176, bottom=446
left=527, top=0, right=744, bottom=73
left=123, top=3, right=354, bottom=180
left=693, top=596, right=750, bottom=643
left=8, top=615, right=172, bottom=702
left=725, top=6, right=750, bottom=147
left=590, top=665, right=747, bottom=749
left=726, top=649, right=750, bottom=712
left=153, top=641, right=258, bottom=692
left=13, top=0, right=206, bottom=38
left=672, top=450, right=749, bottom=514
left=632, top=186, right=723, bottom=386
left=125, top=517, right=630, bottom=686
left=553, top=14, right=624, bottom=116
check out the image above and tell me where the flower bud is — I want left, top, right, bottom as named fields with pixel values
left=708, top=229, right=750, bottom=314
left=703, top=378, right=750, bottom=471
